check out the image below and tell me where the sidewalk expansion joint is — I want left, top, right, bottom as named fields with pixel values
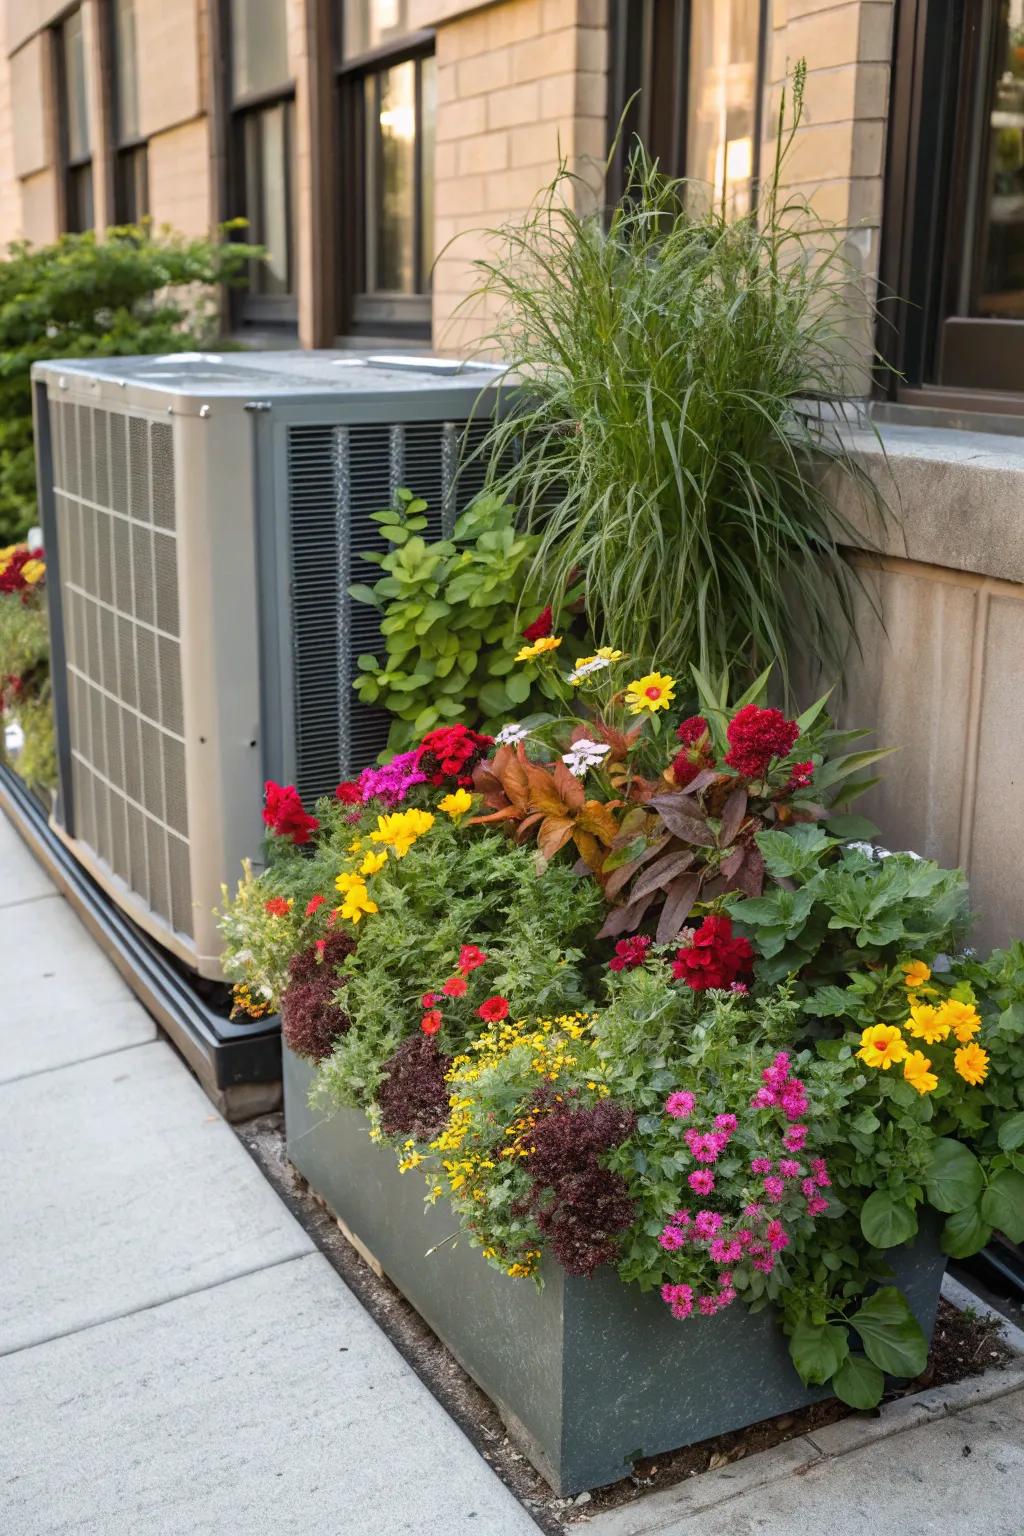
left=0, top=890, right=60, bottom=913
left=0, top=1035, right=156, bottom=1090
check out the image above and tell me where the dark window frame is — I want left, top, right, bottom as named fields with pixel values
left=334, top=10, right=436, bottom=342
left=880, top=0, right=1024, bottom=411
left=606, top=0, right=769, bottom=210
left=216, top=0, right=299, bottom=332
left=54, top=6, right=95, bottom=234
left=105, top=0, right=149, bottom=223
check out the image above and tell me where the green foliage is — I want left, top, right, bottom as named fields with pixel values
left=465, top=66, right=889, bottom=686
left=0, top=222, right=261, bottom=542
left=350, top=489, right=582, bottom=750
left=0, top=589, right=54, bottom=789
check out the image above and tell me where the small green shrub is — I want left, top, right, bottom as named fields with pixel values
left=350, top=489, right=584, bottom=750
left=0, top=222, right=261, bottom=543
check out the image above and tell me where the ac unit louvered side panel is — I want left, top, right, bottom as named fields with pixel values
left=49, top=396, right=193, bottom=939
left=287, top=416, right=496, bottom=807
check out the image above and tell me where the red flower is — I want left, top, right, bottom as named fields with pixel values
left=458, top=944, right=487, bottom=974
left=421, top=992, right=441, bottom=1007
left=724, top=706, right=800, bottom=780
left=263, top=781, right=320, bottom=845
left=608, top=935, right=652, bottom=972
left=477, top=995, right=510, bottom=1023
left=335, top=780, right=362, bottom=805
left=672, top=915, right=753, bottom=992
left=676, top=715, right=709, bottom=747
left=0, top=546, right=45, bottom=597
left=315, top=938, right=326, bottom=959
left=442, top=975, right=468, bottom=997
left=421, top=1009, right=443, bottom=1036
left=305, top=894, right=326, bottom=916
left=672, top=750, right=704, bottom=788
left=522, top=605, right=553, bottom=641
left=264, top=897, right=292, bottom=917
left=787, top=760, right=814, bottom=791
left=417, top=725, right=493, bottom=789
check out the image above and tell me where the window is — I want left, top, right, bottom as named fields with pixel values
left=110, top=0, right=148, bottom=222
left=57, top=9, right=94, bottom=232
left=336, top=4, right=436, bottom=339
left=883, top=0, right=1024, bottom=403
left=226, top=0, right=296, bottom=326
left=607, top=0, right=766, bottom=213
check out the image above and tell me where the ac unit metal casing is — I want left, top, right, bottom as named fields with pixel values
left=32, top=351, right=507, bottom=980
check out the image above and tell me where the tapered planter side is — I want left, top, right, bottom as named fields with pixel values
left=284, top=1046, right=947, bottom=1495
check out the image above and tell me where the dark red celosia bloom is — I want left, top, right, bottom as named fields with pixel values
left=263, top=781, right=320, bottom=845
left=672, top=914, right=754, bottom=992
left=608, top=935, right=652, bottom=972
left=787, top=760, right=814, bottom=791
left=477, top=995, right=510, bottom=1023
left=335, top=780, right=362, bottom=805
left=525, top=1093, right=637, bottom=1277
left=458, top=944, right=487, bottom=974
left=417, top=725, right=493, bottom=789
left=376, top=1035, right=453, bottom=1140
left=723, top=705, right=800, bottom=779
left=421, top=1009, right=443, bottom=1036
left=672, top=750, right=704, bottom=788
left=676, top=715, right=710, bottom=747
left=280, top=931, right=357, bottom=1062
left=522, top=605, right=553, bottom=641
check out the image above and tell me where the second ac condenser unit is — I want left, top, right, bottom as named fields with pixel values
left=32, top=351, right=506, bottom=980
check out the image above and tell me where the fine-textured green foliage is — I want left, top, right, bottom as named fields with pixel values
left=465, top=65, right=888, bottom=688
left=0, top=590, right=54, bottom=789
left=0, top=222, right=261, bottom=543
left=350, top=489, right=583, bottom=750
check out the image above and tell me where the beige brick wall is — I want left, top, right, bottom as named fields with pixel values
left=432, top=0, right=607, bottom=352
left=148, top=117, right=211, bottom=236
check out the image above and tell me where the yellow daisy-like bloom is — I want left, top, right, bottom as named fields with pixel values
left=936, top=998, right=982, bottom=1044
left=903, top=1049, right=938, bottom=1096
left=596, top=646, right=625, bottom=661
left=338, top=880, right=378, bottom=924
left=359, top=849, right=388, bottom=876
left=515, top=635, right=563, bottom=663
left=21, top=558, right=45, bottom=585
left=902, top=959, right=931, bottom=990
left=624, top=671, right=676, bottom=715
left=334, top=871, right=363, bottom=895
left=438, top=787, right=473, bottom=822
left=857, top=1023, right=909, bottom=1070
left=954, top=1041, right=989, bottom=1086
left=369, top=807, right=435, bottom=858
left=905, top=1003, right=951, bottom=1046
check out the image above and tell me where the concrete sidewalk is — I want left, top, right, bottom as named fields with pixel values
left=0, top=811, right=538, bottom=1535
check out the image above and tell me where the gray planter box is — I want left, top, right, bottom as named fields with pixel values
left=284, top=1045, right=947, bottom=1495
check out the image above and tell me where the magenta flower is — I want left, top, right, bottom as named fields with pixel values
left=666, top=1090, right=696, bottom=1120
left=697, top=1294, right=718, bottom=1316
left=763, top=1176, right=786, bottom=1202
left=807, top=1195, right=830, bottom=1217
left=714, top=1113, right=738, bottom=1132
left=778, top=1158, right=802, bottom=1179
left=750, top=1157, right=772, bottom=1174
left=688, top=1169, right=715, bottom=1196
left=783, top=1124, right=808, bottom=1152
left=811, top=1158, right=831, bottom=1187
left=765, top=1219, right=790, bottom=1252
left=661, top=1282, right=694, bottom=1320
left=659, top=1225, right=686, bottom=1251
left=801, top=1177, right=817, bottom=1199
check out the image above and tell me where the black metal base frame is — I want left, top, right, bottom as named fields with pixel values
left=0, top=762, right=281, bottom=1118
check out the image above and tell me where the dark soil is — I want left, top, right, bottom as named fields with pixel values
left=235, top=1112, right=1015, bottom=1531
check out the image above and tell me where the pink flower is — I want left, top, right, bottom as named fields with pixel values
left=693, top=1209, right=723, bottom=1239
left=714, top=1113, right=738, bottom=1132
left=661, top=1282, right=694, bottom=1320
left=811, top=1158, right=831, bottom=1188
left=765, top=1220, right=790, bottom=1252
left=730, top=982, right=749, bottom=994
left=743, top=1203, right=764, bottom=1222
left=688, top=1170, right=715, bottom=1196
left=750, top=1157, right=772, bottom=1174
left=698, top=1295, right=719, bottom=1316
left=717, top=1286, right=737, bottom=1308
left=671, top=1209, right=691, bottom=1227
left=778, top=1159, right=802, bottom=1179
left=709, top=1237, right=744, bottom=1264
left=807, top=1195, right=830, bottom=1217
left=801, top=1178, right=818, bottom=1199
left=666, top=1091, right=696, bottom=1120
left=783, top=1125, right=808, bottom=1152
left=763, top=1176, right=786, bottom=1202
left=751, top=1087, right=776, bottom=1109
left=736, top=1228, right=753, bottom=1247
left=753, top=1255, right=775, bottom=1274
left=685, top=1130, right=727, bottom=1163
left=659, top=1226, right=686, bottom=1251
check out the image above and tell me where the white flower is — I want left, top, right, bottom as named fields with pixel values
left=496, top=722, right=530, bottom=745
left=567, top=656, right=610, bottom=685
left=562, top=738, right=611, bottom=778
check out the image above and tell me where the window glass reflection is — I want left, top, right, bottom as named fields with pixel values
left=972, top=0, right=1024, bottom=316
left=686, top=0, right=759, bottom=215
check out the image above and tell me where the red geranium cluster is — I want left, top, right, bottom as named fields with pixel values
left=672, top=714, right=714, bottom=788
left=417, top=724, right=493, bottom=789
left=262, top=780, right=320, bottom=845
left=608, top=935, right=651, bottom=972
left=672, top=915, right=753, bottom=992
left=418, top=943, right=506, bottom=1035
left=723, top=705, right=800, bottom=779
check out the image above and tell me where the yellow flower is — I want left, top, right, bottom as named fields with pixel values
left=903, top=1050, right=938, bottom=1096
left=936, top=999, right=981, bottom=1044
left=857, top=1023, right=909, bottom=1070
left=334, top=871, right=363, bottom=895
left=338, top=880, right=378, bottom=924
left=347, top=838, right=363, bottom=855
left=515, top=635, right=563, bottom=663
left=954, top=1041, right=989, bottom=1086
left=438, top=788, right=474, bottom=822
left=21, top=558, right=45, bottom=584
left=596, top=646, right=625, bottom=661
left=902, top=960, right=931, bottom=990
left=905, top=1003, right=950, bottom=1046
left=624, top=671, right=676, bottom=715
left=369, top=808, right=435, bottom=858
left=359, top=850, right=388, bottom=876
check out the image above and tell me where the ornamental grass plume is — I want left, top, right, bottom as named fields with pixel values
left=465, top=62, right=888, bottom=688
left=280, top=932, right=356, bottom=1062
